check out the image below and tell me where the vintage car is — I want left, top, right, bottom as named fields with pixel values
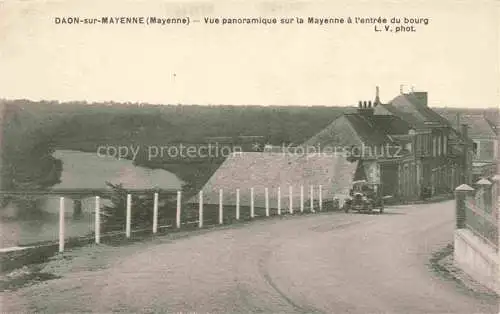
left=343, top=180, right=385, bottom=214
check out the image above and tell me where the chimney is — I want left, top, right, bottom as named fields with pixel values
left=374, top=86, right=380, bottom=106
left=358, top=99, right=375, bottom=117
left=461, top=124, right=470, bottom=185
left=455, top=113, right=460, bottom=131
left=400, top=84, right=404, bottom=94
left=412, top=92, right=428, bottom=107
left=358, top=101, right=362, bottom=108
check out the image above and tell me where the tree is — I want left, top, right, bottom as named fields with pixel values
left=100, top=182, right=156, bottom=233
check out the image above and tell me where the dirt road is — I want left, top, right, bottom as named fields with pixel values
left=3, top=200, right=498, bottom=313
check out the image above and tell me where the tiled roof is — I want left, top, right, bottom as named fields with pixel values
left=343, top=114, right=394, bottom=146
left=367, top=115, right=411, bottom=135
left=374, top=93, right=450, bottom=128
left=188, top=152, right=358, bottom=207
left=302, top=113, right=412, bottom=159
left=304, top=113, right=411, bottom=146
left=302, top=115, right=363, bottom=148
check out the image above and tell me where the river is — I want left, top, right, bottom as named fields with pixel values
left=0, top=150, right=184, bottom=248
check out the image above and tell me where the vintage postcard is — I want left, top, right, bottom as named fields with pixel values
left=0, top=0, right=499, bottom=313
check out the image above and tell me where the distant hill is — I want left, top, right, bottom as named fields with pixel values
left=1, top=100, right=355, bottom=151
left=1, top=99, right=497, bottom=194
left=0, top=99, right=354, bottom=193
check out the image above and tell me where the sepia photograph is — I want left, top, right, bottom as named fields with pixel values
left=0, top=0, right=499, bottom=313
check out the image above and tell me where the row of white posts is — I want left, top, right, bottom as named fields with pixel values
left=58, top=185, right=326, bottom=252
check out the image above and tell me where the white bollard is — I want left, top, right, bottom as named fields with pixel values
left=300, top=185, right=304, bottom=213
left=59, top=197, right=65, bottom=252
left=199, top=191, right=203, bottom=228
left=176, top=191, right=182, bottom=228
left=126, top=194, right=132, bottom=238
left=289, top=186, right=293, bottom=214
left=265, top=187, right=270, bottom=217
left=250, top=187, right=255, bottom=218
left=95, top=196, right=100, bottom=244
left=277, top=187, right=281, bottom=215
left=319, top=185, right=323, bottom=211
left=310, top=185, right=315, bottom=213
left=219, top=189, right=224, bottom=224
left=236, top=189, right=240, bottom=220
left=153, top=192, right=158, bottom=234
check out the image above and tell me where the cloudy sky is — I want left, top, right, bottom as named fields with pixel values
left=0, top=0, right=498, bottom=108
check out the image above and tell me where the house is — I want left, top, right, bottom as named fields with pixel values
left=188, top=152, right=358, bottom=212
left=302, top=100, right=413, bottom=201
left=191, top=87, right=472, bottom=205
left=434, top=111, right=498, bottom=181
left=484, top=110, right=499, bottom=135
left=372, top=89, right=472, bottom=196
left=305, top=87, right=471, bottom=201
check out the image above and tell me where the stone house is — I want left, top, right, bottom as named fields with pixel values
left=304, top=88, right=472, bottom=201
left=435, top=111, right=498, bottom=181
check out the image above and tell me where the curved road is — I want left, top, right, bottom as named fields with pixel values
left=6, top=200, right=499, bottom=313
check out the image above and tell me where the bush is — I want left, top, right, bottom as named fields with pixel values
left=101, top=182, right=156, bottom=233
left=100, top=182, right=181, bottom=233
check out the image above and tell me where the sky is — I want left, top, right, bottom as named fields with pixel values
left=0, top=0, right=499, bottom=108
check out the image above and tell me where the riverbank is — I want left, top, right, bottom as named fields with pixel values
left=0, top=149, right=186, bottom=250
left=50, top=144, right=223, bottom=198
left=133, top=159, right=222, bottom=198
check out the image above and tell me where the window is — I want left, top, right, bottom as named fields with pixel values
left=443, top=135, right=447, bottom=155
left=433, top=136, right=437, bottom=157
left=472, top=141, right=479, bottom=159
left=425, top=134, right=430, bottom=155
left=421, top=135, right=425, bottom=154
left=437, top=135, right=441, bottom=156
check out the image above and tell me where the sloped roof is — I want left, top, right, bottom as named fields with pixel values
left=303, top=113, right=411, bottom=148
left=484, top=117, right=498, bottom=135
left=374, top=93, right=449, bottom=128
left=189, top=152, right=357, bottom=207
left=302, top=115, right=363, bottom=148
left=367, top=115, right=411, bottom=135
left=433, top=110, right=496, bottom=139
left=343, top=114, right=393, bottom=146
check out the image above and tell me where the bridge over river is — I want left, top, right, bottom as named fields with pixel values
left=0, top=149, right=184, bottom=248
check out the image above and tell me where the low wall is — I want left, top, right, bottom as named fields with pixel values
left=454, top=229, right=499, bottom=295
